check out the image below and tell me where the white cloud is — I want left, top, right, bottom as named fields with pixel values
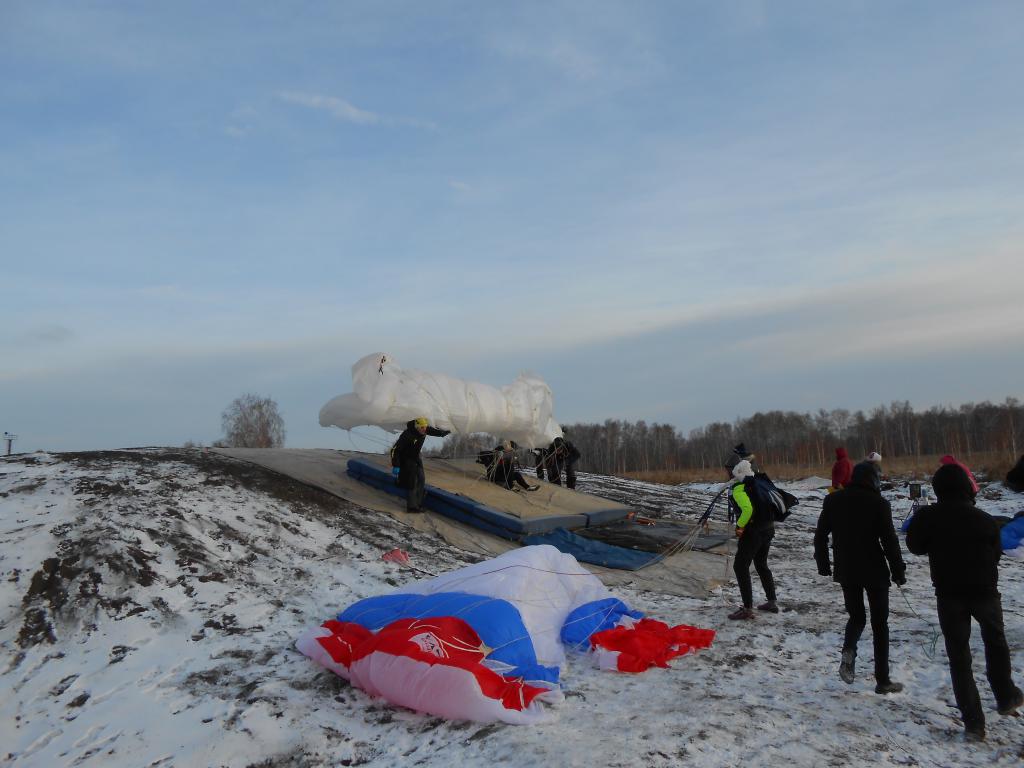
left=276, top=91, right=438, bottom=130
left=278, top=91, right=381, bottom=125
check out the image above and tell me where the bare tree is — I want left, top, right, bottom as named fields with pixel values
left=221, top=394, right=286, bottom=448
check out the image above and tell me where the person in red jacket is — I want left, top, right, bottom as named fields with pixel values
left=831, top=447, right=853, bottom=491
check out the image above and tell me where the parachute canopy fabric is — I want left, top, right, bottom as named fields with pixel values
left=296, top=545, right=715, bottom=724
left=319, top=352, right=562, bottom=447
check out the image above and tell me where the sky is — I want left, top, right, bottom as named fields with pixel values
left=3, top=1, right=1024, bottom=453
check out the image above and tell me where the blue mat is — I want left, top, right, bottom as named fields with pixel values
left=523, top=527, right=661, bottom=571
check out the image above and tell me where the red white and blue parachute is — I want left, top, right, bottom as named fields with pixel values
left=296, top=545, right=715, bottom=724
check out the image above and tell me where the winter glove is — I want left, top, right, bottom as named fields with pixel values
left=392, top=467, right=400, bottom=477
left=893, top=572, right=907, bottom=586
left=818, top=565, right=832, bottom=577
left=735, top=526, right=744, bottom=538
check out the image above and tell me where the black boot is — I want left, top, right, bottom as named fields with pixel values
left=839, top=649, right=856, bottom=684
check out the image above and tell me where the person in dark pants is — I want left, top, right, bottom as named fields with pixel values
left=727, top=459, right=777, bottom=620
left=478, top=441, right=539, bottom=491
left=906, top=462, right=1023, bottom=742
left=814, top=461, right=906, bottom=694
left=535, top=435, right=581, bottom=489
left=390, top=417, right=450, bottom=512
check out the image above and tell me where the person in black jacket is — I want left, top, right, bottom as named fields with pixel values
left=815, top=461, right=906, bottom=694
left=1006, top=454, right=1024, bottom=493
left=478, top=441, right=539, bottom=492
left=535, top=435, right=581, bottom=489
left=906, top=463, right=1023, bottom=742
left=390, top=417, right=450, bottom=512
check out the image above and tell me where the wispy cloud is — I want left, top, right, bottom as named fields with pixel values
left=277, top=91, right=436, bottom=130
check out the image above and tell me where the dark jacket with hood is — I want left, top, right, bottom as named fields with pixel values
left=391, top=420, right=449, bottom=488
left=906, top=463, right=1002, bottom=598
left=815, top=462, right=905, bottom=587
left=831, top=447, right=853, bottom=490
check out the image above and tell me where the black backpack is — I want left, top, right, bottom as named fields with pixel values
left=745, top=472, right=799, bottom=522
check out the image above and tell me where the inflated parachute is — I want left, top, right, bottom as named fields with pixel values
left=319, top=352, right=561, bottom=448
left=296, top=545, right=715, bottom=724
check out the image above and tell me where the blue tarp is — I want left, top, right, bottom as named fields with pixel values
left=1001, top=516, right=1024, bottom=552
left=523, top=527, right=661, bottom=571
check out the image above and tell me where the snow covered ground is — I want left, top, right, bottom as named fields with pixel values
left=2, top=448, right=1023, bottom=767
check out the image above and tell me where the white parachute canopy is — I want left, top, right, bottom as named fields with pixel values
left=319, top=353, right=563, bottom=448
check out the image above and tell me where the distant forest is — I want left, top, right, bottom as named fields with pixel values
left=439, top=398, right=1023, bottom=475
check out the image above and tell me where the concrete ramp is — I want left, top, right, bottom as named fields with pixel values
left=213, top=447, right=729, bottom=597
left=348, top=454, right=632, bottom=539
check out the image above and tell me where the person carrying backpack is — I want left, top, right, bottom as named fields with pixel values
left=814, top=461, right=906, bottom=694
left=727, top=459, right=779, bottom=620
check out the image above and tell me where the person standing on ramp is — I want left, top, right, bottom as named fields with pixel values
left=391, top=417, right=450, bottom=513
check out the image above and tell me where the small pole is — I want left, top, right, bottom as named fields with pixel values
left=3, top=432, right=16, bottom=456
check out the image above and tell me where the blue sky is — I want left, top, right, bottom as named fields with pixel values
left=3, top=1, right=1023, bottom=453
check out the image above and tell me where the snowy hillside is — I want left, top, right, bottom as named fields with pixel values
left=2, top=449, right=1023, bottom=767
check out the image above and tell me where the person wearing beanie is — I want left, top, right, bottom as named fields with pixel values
left=938, top=454, right=979, bottom=497
left=726, top=459, right=778, bottom=620
left=723, top=442, right=755, bottom=474
left=831, top=447, right=853, bottom=491
left=906, top=463, right=1023, bottom=742
left=390, top=417, right=451, bottom=512
left=815, top=461, right=906, bottom=694
left=866, top=451, right=882, bottom=464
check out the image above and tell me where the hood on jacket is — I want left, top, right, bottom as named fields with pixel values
left=850, top=461, right=881, bottom=491
left=932, top=463, right=975, bottom=502
left=731, top=459, right=754, bottom=482
left=835, top=447, right=849, bottom=460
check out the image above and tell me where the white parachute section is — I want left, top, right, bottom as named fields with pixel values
left=319, top=353, right=563, bottom=448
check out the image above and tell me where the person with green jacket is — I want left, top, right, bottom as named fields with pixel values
left=727, top=460, right=778, bottom=620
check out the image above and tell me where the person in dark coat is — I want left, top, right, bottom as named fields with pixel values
left=535, top=435, right=581, bottom=489
left=905, top=463, right=1023, bottom=742
left=727, top=459, right=778, bottom=620
left=815, top=461, right=906, bottom=694
left=391, top=417, right=450, bottom=512
left=1007, top=454, right=1024, bottom=493
left=478, top=441, right=538, bottom=491
left=830, top=446, right=853, bottom=491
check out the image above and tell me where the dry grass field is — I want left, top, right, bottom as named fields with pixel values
left=621, top=450, right=1020, bottom=485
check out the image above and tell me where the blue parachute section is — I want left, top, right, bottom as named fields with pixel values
left=560, top=598, right=643, bottom=650
left=338, top=591, right=560, bottom=684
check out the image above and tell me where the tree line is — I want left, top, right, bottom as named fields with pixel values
left=556, top=398, right=1023, bottom=475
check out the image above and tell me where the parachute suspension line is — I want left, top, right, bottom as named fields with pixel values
left=632, top=485, right=730, bottom=571
left=895, top=583, right=942, bottom=660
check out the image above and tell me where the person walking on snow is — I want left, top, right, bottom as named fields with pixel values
left=814, top=461, right=906, bottom=694
left=727, top=459, right=778, bottom=620
left=906, top=462, right=1023, bottom=743
left=831, top=447, right=853, bottom=492
left=391, top=417, right=450, bottom=513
